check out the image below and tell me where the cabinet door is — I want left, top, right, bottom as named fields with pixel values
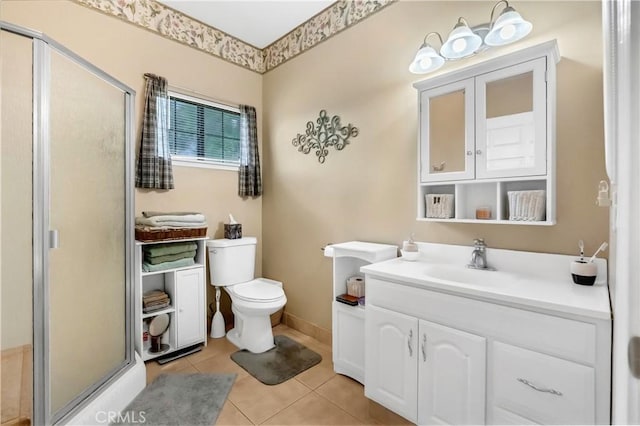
left=175, top=268, right=205, bottom=348
left=420, top=78, right=475, bottom=182
left=475, top=57, right=547, bottom=179
left=332, top=302, right=365, bottom=384
left=365, top=305, right=418, bottom=423
left=418, top=320, right=486, bottom=425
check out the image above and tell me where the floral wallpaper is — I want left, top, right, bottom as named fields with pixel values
left=75, top=0, right=266, bottom=72
left=73, top=0, right=395, bottom=74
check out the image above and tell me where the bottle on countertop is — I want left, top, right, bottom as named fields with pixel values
left=402, top=233, right=418, bottom=252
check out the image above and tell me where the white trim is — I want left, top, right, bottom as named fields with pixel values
left=171, top=157, right=239, bottom=171
left=168, top=89, right=239, bottom=114
left=606, top=0, right=640, bottom=424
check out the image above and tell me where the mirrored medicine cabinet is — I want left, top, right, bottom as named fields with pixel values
left=414, top=40, right=560, bottom=225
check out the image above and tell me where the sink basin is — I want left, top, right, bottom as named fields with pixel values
left=423, top=264, right=517, bottom=286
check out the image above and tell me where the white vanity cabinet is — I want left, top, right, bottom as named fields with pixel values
left=134, top=237, right=207, bottom=361
left=327, top=241, right=397, bottom=384
left=362, top=258, right=611, bottom=426
left=366, top=304, right=486, bottom=424
left=416, top=41, right=559, bottom=224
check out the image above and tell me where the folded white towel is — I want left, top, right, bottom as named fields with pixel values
left=136, top=222, right=206, bottom=229
left=135, top=214, right=206, bottom=227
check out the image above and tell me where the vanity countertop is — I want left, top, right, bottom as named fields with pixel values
left=360, top=242, right=611, bottom=320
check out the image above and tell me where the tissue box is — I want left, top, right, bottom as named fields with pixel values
left=224, top=224, right=242, bottom=239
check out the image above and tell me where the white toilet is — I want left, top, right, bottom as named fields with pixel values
left=206, top=237, right=286, bottom=353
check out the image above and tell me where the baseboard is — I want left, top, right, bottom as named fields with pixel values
left=282, top=312, right=332, bottom=346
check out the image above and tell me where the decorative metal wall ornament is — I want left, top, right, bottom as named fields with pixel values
left=292, top=110, right=359, bottom=164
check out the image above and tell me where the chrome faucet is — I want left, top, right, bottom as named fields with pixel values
left=468, top=239, right=495, bottom=270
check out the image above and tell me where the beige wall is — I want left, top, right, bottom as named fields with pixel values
left=262, top=1, right=607, bottom=331
left=1, top=0, right=608, bottom=337
left=0, top=0, right=263, bottom=320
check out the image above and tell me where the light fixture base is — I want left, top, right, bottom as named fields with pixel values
left=472, top=24, right=490, bottom=54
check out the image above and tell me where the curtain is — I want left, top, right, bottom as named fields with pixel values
left=238, top=105, right=262, bottom=197
left=135, top=73, right=174, bottom=189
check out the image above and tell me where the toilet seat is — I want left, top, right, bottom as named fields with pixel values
left=231, top=278, right=284, bottom=303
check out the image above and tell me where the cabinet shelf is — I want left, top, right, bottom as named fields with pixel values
left=141, top=263, right=205, bottom=277
left=142, top=344, right=175, bottom=361
left=417, top=218, right=556, bottom=226
left=334, top=301, right=365, bottom=314
left=142, top=306, right=176, bottom=319
left=419, top=179, right=553, bottom=224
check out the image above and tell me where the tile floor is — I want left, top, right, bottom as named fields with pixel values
left=145, top=324, right=383, bottom=425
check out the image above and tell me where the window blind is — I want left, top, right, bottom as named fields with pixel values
left=168, top=94, right=240, bottom=165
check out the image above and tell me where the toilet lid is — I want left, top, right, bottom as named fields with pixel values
left=233, top=279, right=284, bottom=302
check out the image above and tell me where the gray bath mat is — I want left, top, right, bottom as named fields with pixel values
left=116, top=373, right=235, bottom=425
left=231, top=335, right=322, bottom=385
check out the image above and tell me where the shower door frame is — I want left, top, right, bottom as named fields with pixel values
left=0, top=21, right=136, bottom=426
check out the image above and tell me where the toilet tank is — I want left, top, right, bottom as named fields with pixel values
left=207, top=237, right=256, bottom=286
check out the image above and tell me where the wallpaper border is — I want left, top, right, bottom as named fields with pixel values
left=72, top=0, right=395, bottom=74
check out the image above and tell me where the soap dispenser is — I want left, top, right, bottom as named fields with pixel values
left=401, top=234, right=420, bottom=261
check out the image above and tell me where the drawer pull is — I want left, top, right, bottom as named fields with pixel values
left=408, top=329, right=413, bottom=357
left=517, top=378, right=563, bottom=396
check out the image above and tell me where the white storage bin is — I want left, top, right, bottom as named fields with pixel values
left=507, top=190, right=546, bottom=221
left=426, top=194, right=454, bottom=218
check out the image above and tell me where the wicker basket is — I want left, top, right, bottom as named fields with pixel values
left=135, top=226, right=207, bottom=242
left=425, top=194, right=454, bottom=218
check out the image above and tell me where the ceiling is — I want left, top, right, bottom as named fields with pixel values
left=158, top=0, right=336, bottom=49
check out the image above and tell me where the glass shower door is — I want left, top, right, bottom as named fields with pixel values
left=47, top=47, right=130, bottom=420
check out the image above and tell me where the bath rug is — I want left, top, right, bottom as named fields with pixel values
left=116, top=373, right=235, bottom=426
left=230, top=335, right=322, bottom=385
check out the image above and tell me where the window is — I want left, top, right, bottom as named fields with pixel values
left=168, top=91, right=240, bottom=169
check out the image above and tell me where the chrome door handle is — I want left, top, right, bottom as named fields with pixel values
left=517, top=378, right=563, bottom=396
left=408, top=329, right=413, bottom=357
left=421, top=334, right=427, bottom=362
left=49, top=230, right=59, bottom=249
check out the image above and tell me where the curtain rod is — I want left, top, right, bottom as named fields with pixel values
left=168, top=84, right=240, bottom=109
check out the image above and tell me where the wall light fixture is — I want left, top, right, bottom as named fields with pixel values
left=409, top=0, right=532, bottom=74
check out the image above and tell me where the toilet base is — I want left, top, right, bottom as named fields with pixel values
left=226, top=310, right=276, bottom=353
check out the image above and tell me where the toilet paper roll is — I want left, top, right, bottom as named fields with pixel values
left=347, top=276, right=365, bottom=298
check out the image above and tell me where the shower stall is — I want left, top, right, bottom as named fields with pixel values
left=1, top=22, right=138, bottom=425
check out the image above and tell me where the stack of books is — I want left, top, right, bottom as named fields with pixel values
left=143, top=290, right=170, bottom=313
left=336, top=293, right=359, bottom=306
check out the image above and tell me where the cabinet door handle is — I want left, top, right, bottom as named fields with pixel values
left=407, top=329, right=413, bottom=357
left=421, top=334, right=427, bottom=362
left=466, top=150, right=473, bottom=156
left=517, top=378, right=563, bottom=396
left=476, top=149, right=483, bottom=155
